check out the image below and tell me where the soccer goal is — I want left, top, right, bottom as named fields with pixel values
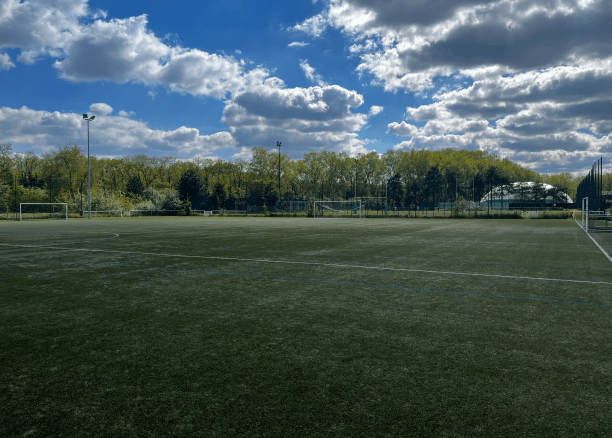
left=190, top=210, right=213, bottom=216
left=587, top=211, right=612, bottom=232
left=314, top=200, right=362, bottom=218
left=20, top=203, right=68, bottom=221
left=581, top=197, right=612, bottom=232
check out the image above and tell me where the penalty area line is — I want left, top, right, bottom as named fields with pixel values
left=73, top=259, right=612, bottom=307
left=1, top=242, right=611, bottom=286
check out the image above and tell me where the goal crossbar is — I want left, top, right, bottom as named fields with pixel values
left=20, top=203, right=68, bottom=221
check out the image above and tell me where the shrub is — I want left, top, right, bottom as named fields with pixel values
left=126, top=176, right=144, bottom=197
left=141, top=187, right=182, bottom=211
left=306, top=200, right=314, bottom=218
left=161, top=192, right=182, bottom=211
left=538, top=211, right=573, bottom=219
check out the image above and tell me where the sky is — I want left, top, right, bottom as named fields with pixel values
left=1, top=0, right=611, bottom=175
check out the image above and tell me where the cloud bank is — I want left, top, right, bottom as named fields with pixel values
left=0, top=105, right=236, bottom=159
left=0, top=0, right=370, bottom=158
left=294, top=0, right=612, bottom=173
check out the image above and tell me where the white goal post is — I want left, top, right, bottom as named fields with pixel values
left=20, top=203, right=68, bottom=221
left=581, top=197, right=611, bottom=232
left=191, top=210, right=213, bottom=216
left=314, top=200, right=362, bottom=218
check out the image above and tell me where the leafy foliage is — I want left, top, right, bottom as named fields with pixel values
left=126, top=175, right=144, bottom=197
left=0, top=144, right=600, bottom=212
left=178, top=169, right=203, bottom=205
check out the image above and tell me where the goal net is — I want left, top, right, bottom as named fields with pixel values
left=587, top=211, right=612, bottom=232
left=581, top=198, right=612, bottom=232
left=314, top=200, right=362, bottom=218
left=190, top=210, right=213, bottom=216
left=20, top=203, right=68, bottom=221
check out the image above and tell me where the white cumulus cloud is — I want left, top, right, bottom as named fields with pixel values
left=368, top=105, right=383, bottom=116
left=89, top=103, right=113, bottom=116
left=299, top=60, right=327, bottom=86
left=0, top=105, right=237, bottom=159
left=222, top=84, right=369, bottom=156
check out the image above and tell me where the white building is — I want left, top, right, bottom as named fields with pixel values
left=480, top=182, right=573, bottom=209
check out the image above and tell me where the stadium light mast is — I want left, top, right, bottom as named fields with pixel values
left=354, top=158, right=357, bottom=200
left=83, top=114, right=95, bottom=219
left=385, top=177, right=388, bottom=215
left=276, top=142, right=281, bottom=204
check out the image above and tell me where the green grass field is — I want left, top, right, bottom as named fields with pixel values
left=1, top=217, right=611, bottom=437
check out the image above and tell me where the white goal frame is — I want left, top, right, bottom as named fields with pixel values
left=190, top=210, right=213, bottom=216
left=20, top=203, right=68, bottom=221
left=581, top=197, right=611, bottom=232
left=314, top=200, right=362, bottom=218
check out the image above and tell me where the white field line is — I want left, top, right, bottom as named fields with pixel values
left=1, top=242, right=611, bottom=286
left=575, top=218, right=612, bottom=264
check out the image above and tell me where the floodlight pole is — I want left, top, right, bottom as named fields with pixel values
left=354, top=159, right=357, bottom=200
left=277, top=141, right=281, bottom=205
left=585, top=197, right=589, bottom=232
left=385, top=177, right=388, bottom=215
left=83, top=114, right=95, bottom=219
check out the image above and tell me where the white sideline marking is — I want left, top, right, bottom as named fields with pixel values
left=1, top=242, right=611, bottom=286
left=575, top=218, right=612, bottom=264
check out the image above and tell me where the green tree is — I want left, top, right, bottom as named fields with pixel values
left=547, top=185, right=569, bottom=206
left=213, top=180, right=227, bottom=210
left=531, top=181, right=547, bottom=207
left=473, top=173, right=486, bottom=203
left=178, top=169, right=203, bottom=207
left=424, top=165, right=443, bottom=211
left=126, top=175, right=144, bottom=197
left=126, top=154, right=159, bottom=188
left=484, top=167, right=501, bottom=212
left=405, top=181, right=422, bottom=216
left=0, top=143, right=13, bottom=185
left=42, top=144, right=86, bottom=195
left=513, top=182, right=530, bottom=210
left=14, top=152, right=42, bottom=188
left=387, top=173, right=404, bottom=208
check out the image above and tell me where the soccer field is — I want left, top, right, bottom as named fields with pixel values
left=1, top=217, right=611, bottom=437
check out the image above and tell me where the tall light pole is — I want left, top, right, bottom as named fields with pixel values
left=354, top=158, right=358, bottom=215
left=385, top=177, right=388, bottom=215
left=276, top=142, right=281, bottom=204
left=354, top=159, right=357, bottom=200
left=83, top=114, right=95, bottom=219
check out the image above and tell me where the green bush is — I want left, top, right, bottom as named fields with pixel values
left=306, top=200, right=314, bottom=218
left=538, top=211, right=573, bottom=219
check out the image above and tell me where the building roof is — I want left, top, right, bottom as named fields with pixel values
left=480, top=182, right=573, bottom=203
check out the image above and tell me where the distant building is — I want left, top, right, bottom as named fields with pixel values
left=480, top=182, right=573, bottom=209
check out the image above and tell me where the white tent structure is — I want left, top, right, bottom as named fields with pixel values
left=480, top=182, right=573, bottom=209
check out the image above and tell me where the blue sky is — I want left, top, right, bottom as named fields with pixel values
left=1, top=0, right=611, bottom=175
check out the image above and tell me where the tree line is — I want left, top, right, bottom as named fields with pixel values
left=1, top=142, right=607, bottom=213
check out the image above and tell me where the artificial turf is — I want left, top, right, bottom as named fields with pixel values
left=1, top=217, right=611, bottom=437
